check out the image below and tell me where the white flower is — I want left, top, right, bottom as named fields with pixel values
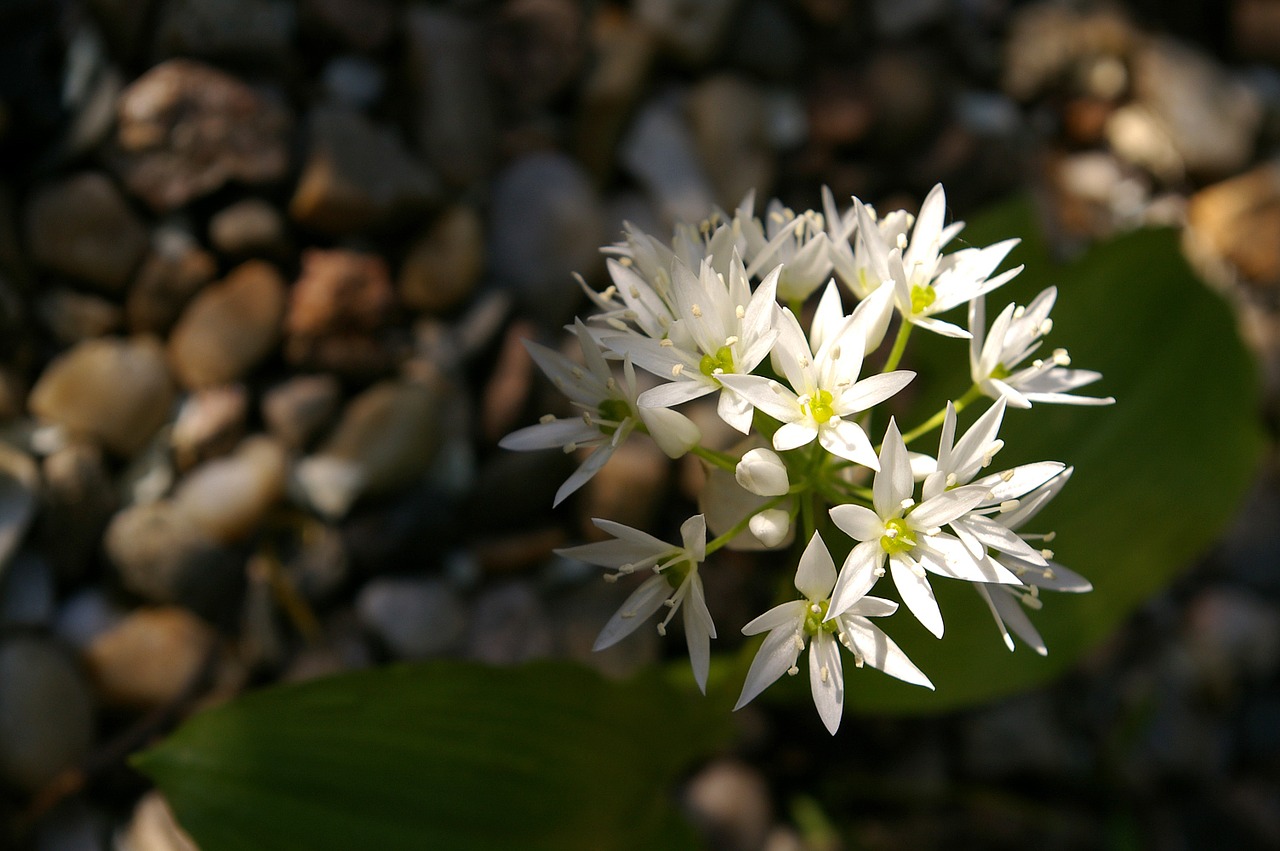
left=972, top=467, right=1093, bottom=655
left=969, top=287, right=1115, bottom=408
left=749, top=510, right=791, bottom=547
left=699, top=439, right=796, bottom=551
left=827, top=419, right=1021, bottom=638
left=734, top=532, right=932, bottom=734
left=605, top=255, right=780, bottom=433
left=739, top=196, right=834, bottom=303
left=556, top=515, right=716, bottom=692
left=499, top=320, right=699, bottom=506
left=822, top=187, right=911, bottom=302
left=718, top=281, right=912, bottom=468
left=735, top=448, right=790, bottom=497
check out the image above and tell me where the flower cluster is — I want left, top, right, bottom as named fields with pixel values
left=502, top=185, right=1113, bottom=734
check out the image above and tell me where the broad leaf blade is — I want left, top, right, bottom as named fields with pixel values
left=843, top=202, right=1264, bottom=712
left=135, top=660, right=727, bottom=850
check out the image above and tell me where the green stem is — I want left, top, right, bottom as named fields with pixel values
left=689, top=444, right=739, bottom=473
left=901, top=383, right=986, bottom=445
left=882, top=320, right=914, bottom=373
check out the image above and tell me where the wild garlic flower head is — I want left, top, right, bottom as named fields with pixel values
left=738, top=195, right=835, bottom=304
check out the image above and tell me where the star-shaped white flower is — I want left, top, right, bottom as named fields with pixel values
left=604, top=254, right=781, bottom=433
left=828, top=419, right=1021, bottom=638
left=556, top=514, right=716, bottom=692
left=718, top=281, right=911, bottom=468
left=969, top=287, right=1115, bottom=408
left=739, top=196, right=834, bottom=303
left=499, top=320, right=700, bottom=506
left=734, top=532, right=931, bottom=734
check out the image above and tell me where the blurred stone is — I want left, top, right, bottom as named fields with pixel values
left=398, top=206, right=484, bottom=314
left=1116, top=37, right=1262, bottom=181
left=356, top=576, right=466, bottom=659
left=284, top=521, right=348, bottom=602
left=27, top=795, right=109, bottom=851
left=490, top=152, right=603, bottom=329
left=172, top=435, right=288, bottom=543
left=54, top=588, right=128, bottom=651
left=963, top=692, right=1091, bottom=780
left=262, top=374, right=342, bottom=450
left=24, top=172, right=148, bottom=292
left=167, top=260, right=287, bottom=389
left=208, top=198, right=288, bottom=257
left=1062, top=96, right=1115, bottom=146
left=488, top=0, right=586, bottom=113
left=105, top=501, right=242, bottom=616
left=286, top=248, right=394, bottom=337
left=1233, top=0, right=1280, bottom=64
left=863, top=48, right=946, bottom=152
left=0, top=635, right=95, bottom=793
left=171, top=385, right=249, bottom=470
left=806, top=67, right=873, bottom=150
left=472, top=526, right=566, bottom=575
left=87, top=0, right=155, bottom=60
left=320, top=56, right=385, bottom=109
left=289, top=105, right=439, bottom=234
left=240, top=554, right=288, bottom=672
left=37, top=288, right=123, bottom=344
left=83, top=606, right=216, bottom=710
left=29, top=336, right=176, bottom=457
left=404, top=8, right=496, bottom=187
left=467, top=582, right=553, bottom=664
left=0, top=441, right=38, bottom=575
left=294, top=379, right=443, bottom=519
left=1184, top=587, right=1280, bottom=692
left=465, top=448, right=569, bottom=533
left=152, top=0, right=296, bottom=66
left=684, top=759, right=773, bottom=851
left=117, top=790, right=198, bottom=851
left=635, top=0, right=741, bottom=65
left=0, top=551, right=55, bottom=626
left=572, top=7, right=655, bottom=180
left=547, top=574, right=659, bottom=678
left=620, top=97, right=716, bottom=227
left=301, top=0, right=395, bottom=51
left=480, top=320, right=536, bottom=444
left=728, top=0, right=803, bottom=81
left=110, top=59, right=293, bottom=212
left=126, top=226, right=218, bottom=335
left=579, top=438, right=670, bottom=538
left=872, top=0, right=947, bottom=37
left=688, top=75, right=774, bottom=208
left=1002, top=5, right=1135, bottom=102
left=1186, top=162, right=1280, bottom=291
left=38, top=442, right=117, bottom=584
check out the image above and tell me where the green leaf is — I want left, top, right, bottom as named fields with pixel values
left=843, top=198, right=1265, bottom=713
left=134, top=660, right=729, bottom=850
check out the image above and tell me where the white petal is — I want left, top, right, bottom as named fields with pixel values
left=637, top=379, right=715, bottom=409
left=499, top=418, right=599, bottom=451
left=794, top=532, right=838, bottom=601
left=981, top=585, right=1047, bottom=655
left=554, top=442, right=616, bottom=507
left=909, top=483, right=988, bottom=528
left=638, top=406, right=701, bottom=459
left=679, top=514, right=707, bottom=562
left=774, top=421, right=818, bottom=452
left=844, top=595, right=897, bottom=618
left=874, top=419, right=913, bottom=517
left=890, top=554, right=943, bottom=638
left=840, top=617, right=934, bottom=688
left=809, top=632, right=845, bottom=735
left=836, top=370, right=915, bottom=415
left=818, top=419, right=879, bottom=468
left=829, top=504, right=883, bottom=542
left=829, top=540, right=884, bottom=617
left=734, top=625, right=804, bottom=710
left=593, top=575, right=670, bottom=650
left=683, top=572, right=715, bottom=693
left=716, top=374, right=800, bottom=423
left=742, top=600, right=808, bottom=635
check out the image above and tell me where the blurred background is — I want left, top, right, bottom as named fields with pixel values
left=0, top=0, right=1279, bottom=848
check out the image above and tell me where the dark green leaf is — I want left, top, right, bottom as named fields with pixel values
left=134, top=660, right=729, bottom=850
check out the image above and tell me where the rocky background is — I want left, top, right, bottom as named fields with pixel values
left=1, top=0, right=1279, bottom=848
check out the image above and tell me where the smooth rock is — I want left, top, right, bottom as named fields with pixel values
left=153, top=0, right=296, bottom=65
left=572, top=6, right=656, bottom=180
left=962, top=692, right=1090, bottom=779
left=105, top=501, right=243, bottom=616
left=579, top=438, right=670, bottom=539
left=1184, top=587, right=1280, bottom=691
left=635, top=0, right=741, bottom=65
left=684, top=759, right=774, bottom=851
left=479, top=319, right=536, bottom=445
left=488, top=151, right=603, bottom=329
left=294, top=379, right=443, bottom=518
left=487, top=0, right=586, bottom=112
left=167, top=260, right=287, bottom=389
left=82, top=606, right=216, bottom=710
left=289, top=104, right=439, bottom=235
left=621, top=95, right=717, bottom=226
left=356, top=576, right=466, bottom=659
left=24, top=172, right=148, bottom=291
left=466, top=582, right=553, bottom=664
left=688, top=75, right=774, bottom=208
left=171, top=435, right=287, bottom=543
left=0, top=635, right=95, bottom=793
left=320, top=55, right=385, bottom=109
left=28, top=795, right=110, bottom=851
left=54, top=587, right=128, bottom=651
left=0, top=442, right=38, bottom=576
left=283, top=520, right=348, bottom=603
left=240, top=554, right=289, bottom=672
left=1186, top=162, right=1280, bottom=290
left=397, top=206, right=484, bottom=314
left=403, top=7, right=496, bottom=187
left=0, top=551, right=55, bottom=626
left=727, top=0, right=803, bottom=81
left=110, top=59, right=293, bottom=211
left=126, top=226, right=218, bottom=335
left=116, top=790, right=198, bottom=851
left=37, top=442, right=117, bottom=583
left=29, top=336, right=176, bottom=457
left=1234, top=0, right=1280, bottom=64
left=261, top=374, right=342, bottom=449
left=37, top=288, right=123, bottom=344
left=170, top=385, right=249, bottom=470
left=283, top=248, right=400, bottom=376
left=1002, top=5, right=1135, bottom=102
left=208, top=198, right=288, bottom=257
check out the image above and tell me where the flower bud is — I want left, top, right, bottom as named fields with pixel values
left=639, top=406, right=701, bottom=459
left=749, top=509, right=790, bottom=547
left=735, top=448, right=789, bottom=496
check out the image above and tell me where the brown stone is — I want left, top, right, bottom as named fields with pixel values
left=126, top=230, right=218, bottom=335
left=24, top=172, right=148, bottom=292
left=397, top=206, right=484, bottom=314
left=1186, top=162, right=1280, bottom=290
left=82, top=607, right=217, bottom=710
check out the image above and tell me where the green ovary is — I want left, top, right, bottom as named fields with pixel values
left=910, top=284, right=936, bottom=314
left=596, top=398, right=631, bottom=433
left=879, top=517, right=917, bottom=554
left=804, top=389, right=836, bottom=424
left=990, top=363, right=1011, bottom=380
left=699, top=345, right=735, bottom=378
left=803, top=598, right=839, bottom=636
